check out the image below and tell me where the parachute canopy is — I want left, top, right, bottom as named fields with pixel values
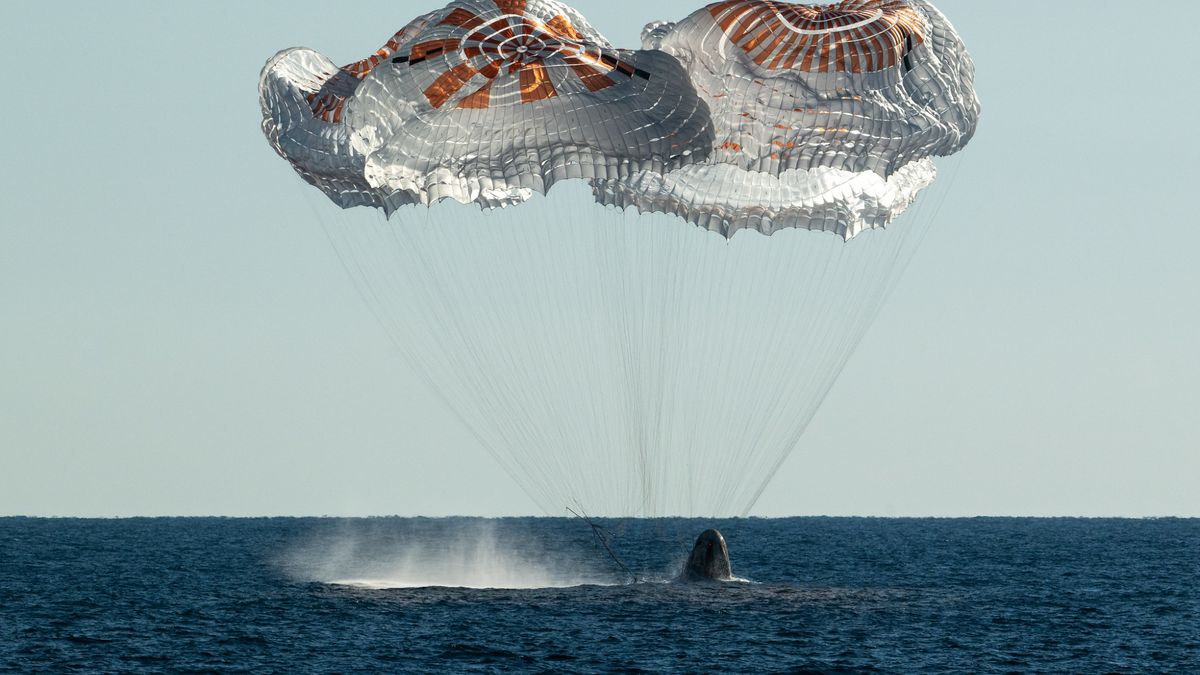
left=261, top=0, right=978, bottom=239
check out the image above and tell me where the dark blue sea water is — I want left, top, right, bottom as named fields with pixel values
left=2, top=518, right=1197, bottom=673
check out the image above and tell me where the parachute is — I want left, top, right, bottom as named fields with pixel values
left=617, top=0, right=979, bottom=237
left=260, top=0, right=979, bottom=516
left=261, top=1, right=713, bottom=213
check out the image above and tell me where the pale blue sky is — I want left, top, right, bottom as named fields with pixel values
left=2, top=1, right=1197, bottom=516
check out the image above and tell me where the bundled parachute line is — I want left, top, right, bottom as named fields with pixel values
left=262, top=0, right=979, bottom=517
left=567, top=506, right=640, bottom=582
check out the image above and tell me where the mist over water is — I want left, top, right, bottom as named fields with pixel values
left=284, top=520, right=615, bottom=589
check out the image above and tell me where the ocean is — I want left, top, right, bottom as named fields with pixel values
left=2, top=517, right=1196, bottom=672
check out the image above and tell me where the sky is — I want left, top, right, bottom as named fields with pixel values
left=1, top=1, right=1197, bottom=517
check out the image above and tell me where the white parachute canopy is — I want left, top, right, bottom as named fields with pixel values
left=260, top=0, right=979, bottom=516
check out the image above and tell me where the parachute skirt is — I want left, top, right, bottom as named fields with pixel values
left=594, top=160, right=937, bottom=239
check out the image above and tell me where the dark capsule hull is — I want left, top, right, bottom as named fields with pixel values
left=679, top=529, right=733, bottom=582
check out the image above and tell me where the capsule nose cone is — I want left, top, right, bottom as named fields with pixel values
left=680, top=528, right=732, bottom=582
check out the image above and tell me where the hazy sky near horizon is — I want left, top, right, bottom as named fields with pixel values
left=2, top=1, right=1197, bottom=517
